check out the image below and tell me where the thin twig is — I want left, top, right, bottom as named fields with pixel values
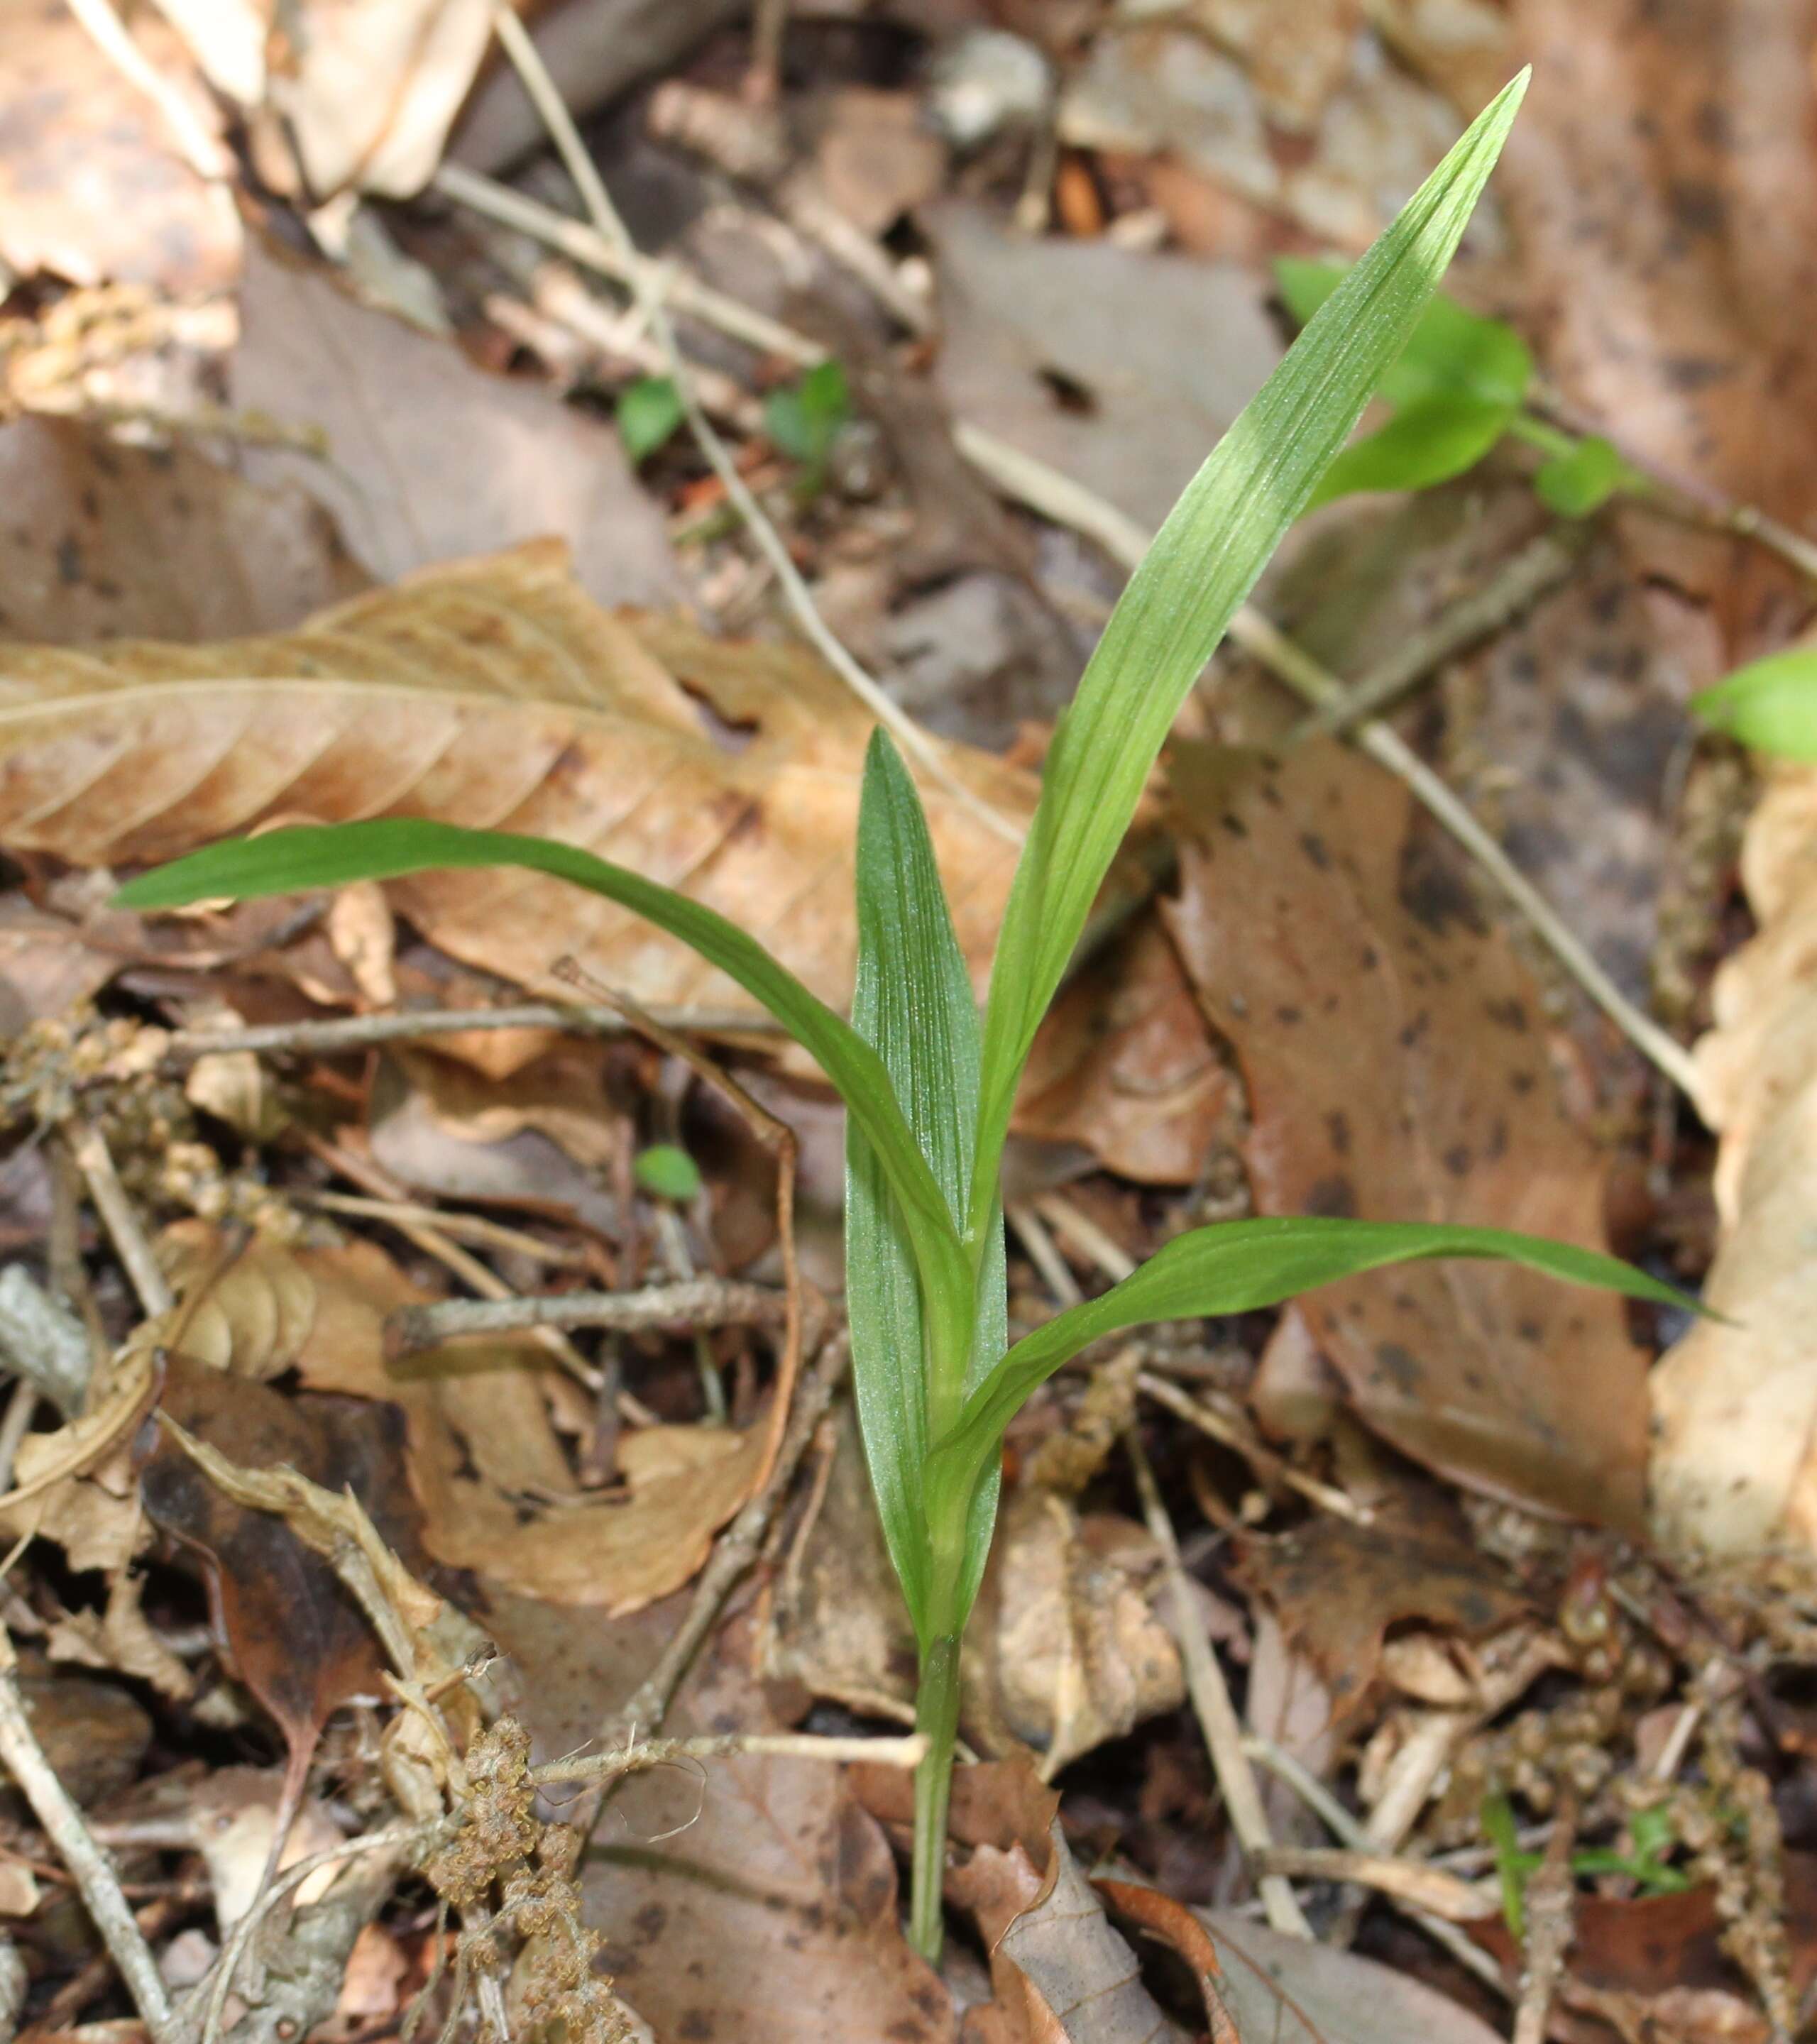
left=163, top=1000, right=783, bottom=1063
left=955, top=422, right=1703, bottom=1103
left=601, top=1331, right=850, bottom=1751
left=1291, top=529, right=1583, bottom=740
left=1512, top=1790, right=1579, bottom=2044
left=63, top=0, right=231, bottom=181
left=532, top=1728, right=926, bottom=1788
left=432, top=162, right=821, bottom=364
left=64, top=1123, right=172, bottom=1318
left=482, top=6, right=1021, bottom=849
left=297, top=1191, right=593, bottom=1268
left=385, top=1278, right=789, bottom=1358
left=1251, top=1846, right=1493, bottom=1921
left=0, top=1628, right=181, bottom=2044
left=1138, top=1371, right=1368, bottom=1524
left=1125, top=1427, right=1312, bottom=1938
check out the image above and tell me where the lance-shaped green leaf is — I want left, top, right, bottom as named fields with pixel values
left=923, top=1212, right=1696, bottom=1532
left=846, top=731, right=1004, bottom=1641
left=116, top=819, right=972, bottom=1337
left=967, top=71, right=1530, bottom=1244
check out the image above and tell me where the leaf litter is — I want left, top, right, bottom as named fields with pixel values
left=0, top=3, right=1813, bottom=2040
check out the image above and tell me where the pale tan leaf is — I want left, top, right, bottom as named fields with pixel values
left=155, top=1222, right=779, bottom=1612
left=1652, top=757, right=1817, bottom=1554
left=0, top=541, right=1035, bottom=1036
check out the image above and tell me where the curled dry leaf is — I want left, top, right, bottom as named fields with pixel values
left=138, top=1354, right=418, bottom=1786
left=0, top=540, right=1029, bottom=1034
left=1165, top=740, right=1651, bottom=1527
left=157, top=1221, right=783, bottom=1612
left=1652, top=759, right=1817, bottom=1554
left=1233, top=1480, right=1528, bottom=1718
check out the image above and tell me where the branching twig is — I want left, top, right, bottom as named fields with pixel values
left=0, top=1627, right=181, bottom=2044
left=1125, top=1427, right=1312, bottom=1938
left=482, top=4, right=1021, bottom=849
left=385, top=1278, right=789, bottom=1359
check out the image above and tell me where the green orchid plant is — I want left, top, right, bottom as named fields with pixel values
left=116, top=71, right=1687, bottom=1962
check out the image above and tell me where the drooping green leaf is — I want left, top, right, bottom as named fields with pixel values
left=846, top=730, right=1004, bottom=1640
left=1691, top=647, right=1817, bottom=757
left=634, top=1143, right=702, bottom=1202
left=1275, top=257, right=1532, bottom=415
left=1307, top=392, right=1518, bottom=507
left=967, top=72, right=1530, bottom=1245
left=1533, top=434, right=1627, bottom=517
left=923, top=1212, right=1696, bottom=1535
left=617, top=375, right=684, bottom=463
left=765, top=359, right=850, bottom=477
left=115, top=820, right=972, bottom=1334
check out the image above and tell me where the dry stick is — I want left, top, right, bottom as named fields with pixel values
left=63, top=1123, right=172, bottom=1318
left=1241, top=1730, right=1512, bottom=1999
left=531, top=1728, right=926, bottom=1788
left=1251, top=1847, right=1493, bottom=1921
left=1512, top=1791, right=1579, bottom=2044
left=1136, top=1370, right=1368, bottom=1525
left=602, top=1330, right=850, bottom=1752
left=1125, top=1427, right=1312, bottom=1939
left=1291, top=527, right=1583, bottom=740
left=387, top=1278, right=789, bottom=1358
left=0, top=1629, right=182, bottom=2044
left=298, top=1191, right=593, bottom=1268
left=481, top=6, right=1020, bottom=851
left=162, top=1000, right=783, bottom=1064
left=953, top=421, right=1704, bottom=1105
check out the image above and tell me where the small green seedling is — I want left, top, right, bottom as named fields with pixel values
left=634, top=1143, right=703, bottom=1204
left=1483, top=1795, right=1688, bottom=1938
left=764, top=358, right=850, bottom=493
left=115, top=72, right=1690, bottom=1962
left=1691, top=645, right=1817, bottom=759
left=1277, top=259, right=1638, bottom=518
left=617, top=375, right=685, bottom=464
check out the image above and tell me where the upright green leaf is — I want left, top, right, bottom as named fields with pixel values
left=846, top=730, right=1004, bottom=1640
left=1275, top=258, right=1532, bottom=417
left=1692, top=647, right=1817, bottom=758
left=967, top=72, right=1530, bottom=1243
left=116, top=820, right=972, bottom=1340
left=923, top=1212, right=1696, bottom=1536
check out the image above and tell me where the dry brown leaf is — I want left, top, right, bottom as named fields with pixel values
left=0, top=1, right=240, bottom=294
left=1490, top=0, right=1817, bottom=634
left=1013, top=917, right=1238, bottom=1186
left=0, top=417, right=363, bottom=646
left=9, top=1665, right=152, bottom=1806
left=1165, top=740, right=1651, bottom=1527
left=0, top=540, right=1031, bottom=1031
left=1233, top=1481, right=1529, bottom=1719
left=158, top=1222, right=782, bottom=1612
left=1652, top=759, right=1817, bottom=1554
left=231, top=241, right=679, bottom=605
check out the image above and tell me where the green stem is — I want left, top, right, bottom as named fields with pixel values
left=909, top=1634, right=962, bottom=1964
